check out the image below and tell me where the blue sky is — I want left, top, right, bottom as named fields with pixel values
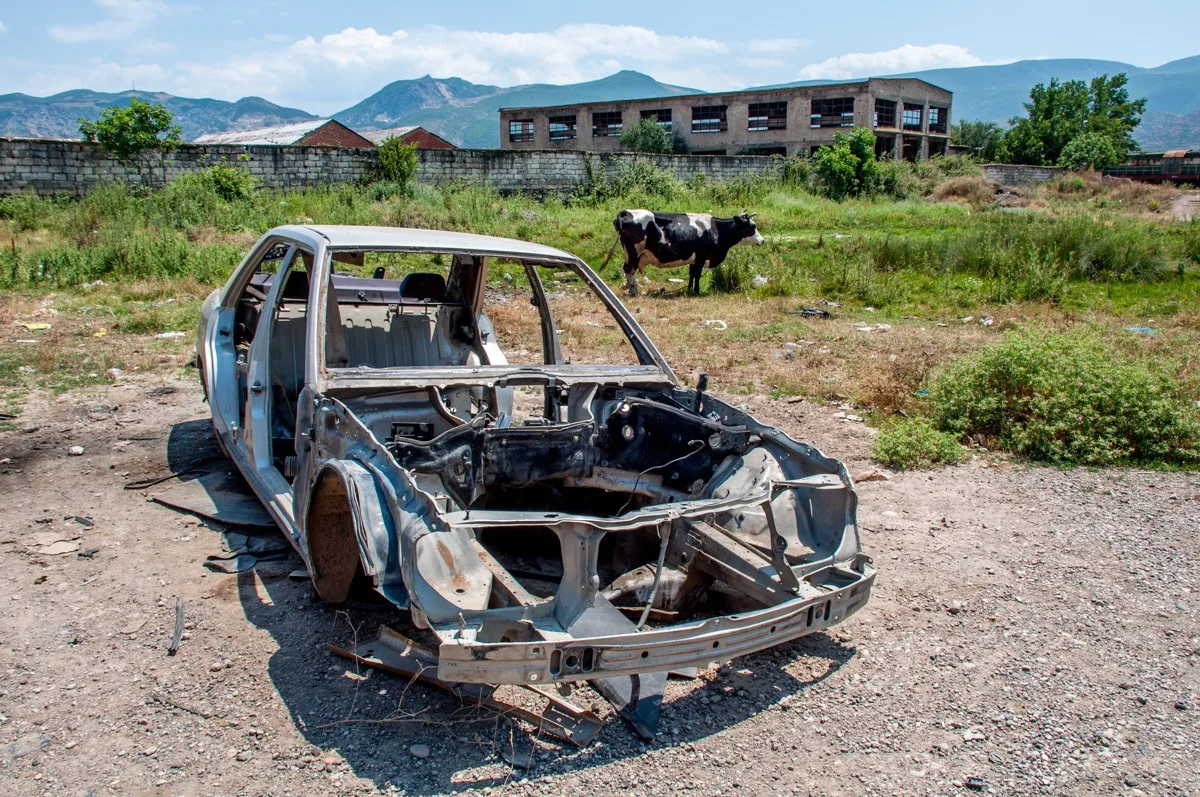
left=1, top=1, right=1197, bottom=113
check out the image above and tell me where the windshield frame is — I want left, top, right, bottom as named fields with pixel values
left=310, top=243, right=677, bottom=391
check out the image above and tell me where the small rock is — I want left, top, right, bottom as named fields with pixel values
left=410, top=743, right=431, bottom=759
left=962, top=729, right=986, bottom=742
left=106, top=368, right=124, bottom=379
left=209, top=661, right=224, bottom=672
left=68, top=445, right=85, bottom=457
left=236, top=750, right=253, bottom=762
left=1124, top=773, right=1139, bottom=788
left=947, top=600, right=964, bottom=615
left=854, top=469, right=890, bottom=483
left=2, top=734, right=50, bottom=762
left=1174, top=700, right=1188, bottom=711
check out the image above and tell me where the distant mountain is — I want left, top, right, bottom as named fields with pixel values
left=4, top=57, right=1197, bottom=151
left=763, top=56, right=1200, bottom=150
left=335, top=70, right=699, bottom=148
left=0, top=89, right=316, bottom=141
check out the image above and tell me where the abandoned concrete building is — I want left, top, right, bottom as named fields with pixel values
left=499, top=78, right=952, bottom=160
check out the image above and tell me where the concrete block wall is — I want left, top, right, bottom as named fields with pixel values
left=983, top=164, right=1064, bottom=186
left=1, top=138, right=1062, bottom=198
left=0, top=138, right=376, bottom=196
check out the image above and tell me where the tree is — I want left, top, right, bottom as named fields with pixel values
left=812, top=128, right=880, bottom=200
left=78, top=98, right=183, bottom=160
left=951, top=120, right=1004, bottom=161
left=619, top=117, right=688, bottom=154
left=1000, top=73, right=1145, bottom=166
left=1082, top=73, right=1146, bottom=159
left=1057, top=132, right=1121, bottom=170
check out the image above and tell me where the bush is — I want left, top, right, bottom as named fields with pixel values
left=931, top=175, right=996, bottom=209
left=812, top=128, right=880, bottom=200
left=575, top=158, right=683, bottom=204
left=375, top=138, right=419, bottom=187
left=872, top=418, right=964, bottom=470
left=619, top=118, right=688, bottom=154
left=929, top=329, right=1200, bottom=465
left=0, top=192, right=54, bottom=231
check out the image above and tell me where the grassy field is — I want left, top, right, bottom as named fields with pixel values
left=2, top=162, right=1198, bottom=463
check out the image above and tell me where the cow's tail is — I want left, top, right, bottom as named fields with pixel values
left=600, top=236, right=620, bottom=272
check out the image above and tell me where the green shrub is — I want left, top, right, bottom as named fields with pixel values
left=375, top=138, right=419, bottom=187
left=619, top=118, right=688, bottom=154
left=872, top=418, right=964, bottom=470
left=1183, top=220, right=1200, bottom=264
left=0, top=192, right=53, bottom=231
left=930, top=329, right=1200, bottom=465
left=812, top=128, right=880, bottom=200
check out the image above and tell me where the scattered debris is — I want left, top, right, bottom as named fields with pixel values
left=854, top=469, right=891, bottom=483
left=288, top=569, right=310, bottom=581
left=120, top=618, right=147, bottom=635
left=38, top=540, right=81, bottom=556
left=203, top=553, right=259, bottom=574
left=147, top=386, right=177, bottom=398
left=965, top=776, right=986, bottom=791
left=19, top=322, right=51, bottom=331
left=343, top=670, right=370, bottom=682
left=1127, top=326, right=1157, bottom=335
left=498, top=732, right=536, bottom=770
left=752, top=274, right=768, bottom=286
left=791, top=307, right=831, bottom=318
left=78, top=548, right=100, bottom=559
left=92, top=328, right=108, bottom=338
left=167, top=597, right=184, bottom=655
left=72, top=515, right=94, bottom=527
left=151, top=471, right=275, bottom=527
left=106, top=368, right=124, bottom=379
left=979, top=315, right=994, bottom=327
left=702, top=319, right=728, bottom=331
left=154, top=331, right=186, bottom=339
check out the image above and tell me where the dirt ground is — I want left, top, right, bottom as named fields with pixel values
left=1, top=375, right=1198, bottom=797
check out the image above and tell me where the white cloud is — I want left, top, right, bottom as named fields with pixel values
left=49, top=0, right=184, bottom=43
left=0, top=20, right=8, bottom=35
left=168, top=24, right=735, bottom=111
left=796, top=44, right=987, bottom=80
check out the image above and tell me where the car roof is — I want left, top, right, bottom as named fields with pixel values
left=274, top=225, right=580, bottom=263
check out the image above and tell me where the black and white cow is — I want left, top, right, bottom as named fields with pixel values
left=606, top=209, right=764, bottom=295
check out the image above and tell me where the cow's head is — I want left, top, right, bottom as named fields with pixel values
left=736, top=212, right=764, bottom=246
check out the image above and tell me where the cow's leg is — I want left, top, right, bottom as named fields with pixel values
left=621, top=240, right=641, bottom=297
left=625, top=264, right=640, bottom=297
left=688, top=260, right=704, bottom=294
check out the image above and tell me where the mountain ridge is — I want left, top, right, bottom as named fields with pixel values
left=2, top=56, right=1197, bottom=150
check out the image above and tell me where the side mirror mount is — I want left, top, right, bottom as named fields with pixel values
left=694, top=372, right=709, bottom=412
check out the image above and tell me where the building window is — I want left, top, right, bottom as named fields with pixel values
left=508, top=119, right=534, bottom=143
left=902, top=136, right=922, bottom=161
left=810, top=97, right=855, bottom=128
left=641, top=108, right=672, bottom=131
left=874, top=135, right=895, bottom=159
left=903, top=104, right=923, bottom=131
left=692, top=149, right=727, bottom=156
left=874, top=99, right=897, bottom=128
left=748, top=101, right=787, bottom=132
left=548, top=114, right=577, bottom=141
left=928, top=106, right=948, bottom=134
left=691, top=105, right=728, bottom=134
left=592, top=110, right=623, bottom=137
left=742, top=146, right=788, bottom=156
left=928, top=137, right=948, bottom=157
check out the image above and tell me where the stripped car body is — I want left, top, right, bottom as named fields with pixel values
left=197, top=225, right=874, bottom=737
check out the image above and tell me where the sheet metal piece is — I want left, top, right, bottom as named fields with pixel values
left=329, top=626, right=602, bottom=747
left=151, top=471, right=275, bottom=527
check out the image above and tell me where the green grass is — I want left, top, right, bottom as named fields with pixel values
left=2, top=164, right=1196, bottom=323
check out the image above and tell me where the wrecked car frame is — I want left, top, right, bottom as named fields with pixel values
left=197, top=225, right=873, bottom=738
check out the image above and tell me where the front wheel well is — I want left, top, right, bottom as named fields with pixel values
left=305, top=470, right=365, bottom=604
